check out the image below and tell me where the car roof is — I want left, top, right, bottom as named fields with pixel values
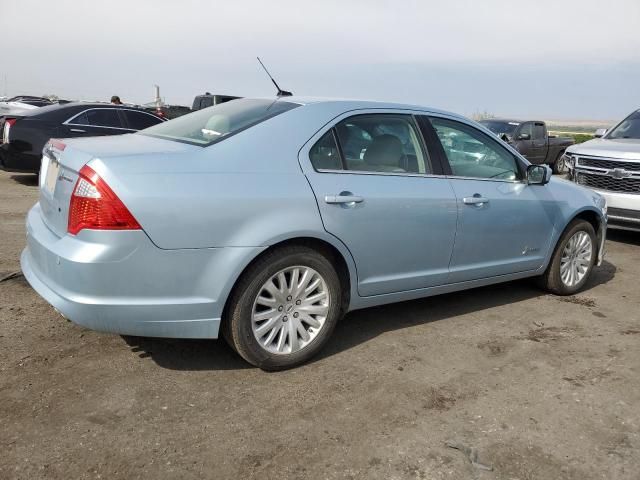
left=266, top=96, right=468, bottom=120
left=19, top=102, right=155, bottom=117
left=14, top=102, right=163, bottom=124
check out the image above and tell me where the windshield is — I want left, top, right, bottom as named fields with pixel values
left=607, top=110, right=640, bottom=139
left=140, top=98, right=300, bottom=146
left=480, top=120, right=520, bottom=136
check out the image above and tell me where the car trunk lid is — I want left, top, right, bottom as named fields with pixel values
left=37, top=134, right=199, bottom=238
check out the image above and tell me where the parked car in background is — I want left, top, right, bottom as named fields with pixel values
left=0, top=95, right=54, bottom=117
left=21, top=97, right=606, bottom=370
left=481, top=119, right=574, bottom=174
left=143, top=104, right=192, bottom=120
left=0, top=102, right=165, bottom=173
left=191, top=92, right=240, bottom=111
left=565, top=108, right=640, bottom=231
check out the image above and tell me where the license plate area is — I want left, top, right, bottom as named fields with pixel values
left=43, top=156, right=60, bottom=195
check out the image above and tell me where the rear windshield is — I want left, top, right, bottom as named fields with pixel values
left=480, top=120, right=520, bottom=136
left=140, top=98, right=300, bottom=146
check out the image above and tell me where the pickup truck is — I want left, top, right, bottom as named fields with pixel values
left=480, top=119, right=574, bottom=174
left=191, top=93, right=240, bottom=111
left=564, top=108, right=640, bottom=232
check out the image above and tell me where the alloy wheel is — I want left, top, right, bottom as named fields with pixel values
left=560, top=231, right=593, bottom=287
left=251, top=266, right=330, bottom=355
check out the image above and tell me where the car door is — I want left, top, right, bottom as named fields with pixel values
left=425, top=115, right=558, bottom=283
left=300, top=112, right=458, bottom=297
left=60, top=108, right=129, bottom=137
left=530, top=122, right=548, bottom=164
left=513, top=122, right=535, bottom=161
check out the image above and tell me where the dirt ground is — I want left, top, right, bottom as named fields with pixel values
left=0, top=169, right=638, bottom=480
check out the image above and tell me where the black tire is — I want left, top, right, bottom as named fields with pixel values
left=223, top=245, right=342, bottom=370
left=538, top=219, right=597, bottom=295
left=552, top=151, right=567, bottom=175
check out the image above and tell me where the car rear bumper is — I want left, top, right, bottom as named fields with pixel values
left=21, top=203, right=263, bottom=338
left=0, top=145, right=40, bottom=173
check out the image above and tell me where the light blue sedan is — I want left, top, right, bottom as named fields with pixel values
left=21, top=98, right=607, bottom=369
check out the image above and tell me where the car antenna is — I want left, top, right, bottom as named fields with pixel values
left=257, top=57, right=292, bottom=97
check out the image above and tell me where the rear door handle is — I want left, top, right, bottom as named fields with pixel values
left=463, top=195, right=489, bottom=206
left=324, top=194, right=364, bottom=205
left=69, top=128, right=86, bottom=133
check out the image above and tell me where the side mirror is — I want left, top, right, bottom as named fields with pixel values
left=594, top=128, right=607, bottom=138
left=518, top=133, right=531, bottom=140
left=527, top=164, right=551, bottom=185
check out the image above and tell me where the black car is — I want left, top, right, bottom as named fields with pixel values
left=0, top=102, right=165, bottom=173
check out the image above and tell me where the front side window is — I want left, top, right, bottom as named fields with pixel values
left=519, top=122, right=533, bottom=139
left=332, top=114, right=429, bottom=174
left=533, top=123, right=545, bottom=140
left=607, top=110, right=640, bottom=139
left=141, top=98, right=299, bottom=146
left=430, top=117, right=520, bottom=181
left=85, top=109, right=123, bottom=128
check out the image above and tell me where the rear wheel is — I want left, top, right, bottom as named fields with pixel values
left=538, top=219, right=596, bottom=295
left=223, top=245, right=342, bottom=370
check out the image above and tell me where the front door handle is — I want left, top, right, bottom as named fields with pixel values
left=324, top=194, right=364, bottom=205
left=69, top=128, right=86, bottom=133
left=463, top=195, right=490, bottom=206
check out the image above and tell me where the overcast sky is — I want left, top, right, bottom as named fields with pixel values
left=2, top=0, right=639, bottom=120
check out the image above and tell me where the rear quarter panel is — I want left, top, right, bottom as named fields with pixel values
left=89, top=103, right=352, bottom=250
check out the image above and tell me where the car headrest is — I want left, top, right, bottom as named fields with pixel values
left=363, top=134, right=404, bottom=166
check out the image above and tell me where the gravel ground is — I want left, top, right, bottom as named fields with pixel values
left=0, top=170, right=638, bottom=480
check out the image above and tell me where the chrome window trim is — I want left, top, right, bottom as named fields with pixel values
left=314, top=168, right=447, bottom=179
left=63, top=107, right=159, bottom=131
left=444, top=175, right=524, bottom=184
left=314, top=168, right=523, bottom=184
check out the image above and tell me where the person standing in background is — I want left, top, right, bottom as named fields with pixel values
left=110, top=95, right=122, bottom=105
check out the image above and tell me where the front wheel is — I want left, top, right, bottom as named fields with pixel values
left=552, top=152, right=568, bottom=175
left=223, top=245, right=342, bottom=370
left=538, top=219, right=596, bottom=295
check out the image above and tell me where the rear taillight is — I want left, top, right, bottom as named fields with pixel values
left=2, top=118, right=17, bottom=143
left=47, top=139, right=67, bottom=151
left=68, top=165, right=141, bottom=235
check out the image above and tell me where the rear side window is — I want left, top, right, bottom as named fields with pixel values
left=123, top=111, right=162, bottom=130
left=309, top=131, right=342, bottom=170
left=85, top=109, right=123, bottom=128
left=310, top=114, right=430, bottom=174
left=141, top=98, right=300, bottom=146
left=68, top=112, right=89, bottom=125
